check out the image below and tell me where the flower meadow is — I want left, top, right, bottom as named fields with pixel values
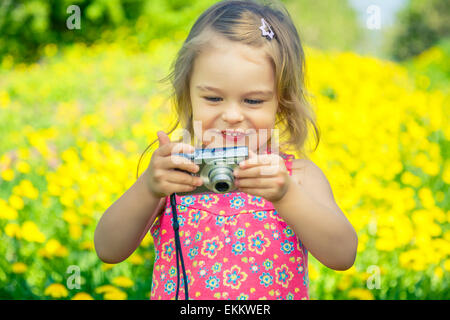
left=0, top=34, right=449, bottom=299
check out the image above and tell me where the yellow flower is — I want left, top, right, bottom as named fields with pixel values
left=101, top=263, right=115, bottom=271
left=1, top=168, right=14, bottom=181
left=0, top=90, right=10, bottom=108
left=16, top=161, right=31, bottom=174
left=12, top=262, right=27, bottom=274
left=433, top=267, right=443, bottom=279
left=95, top=285, right=127, bottom=300
left=140, top=232, right=153, bottom=247
left=128, top=253, right=144, bottom=265
left=21, top=221, right=46, bottom=243
left=0, top=199, right=18, bottom=220
left=348, top=288, right=374, bottom=300
left=308, top=264, right=319, bottom=281
left=69, top=224, right=82, bottom=240
left=39, top=239, right=69, bottom=258
left=9, top=194, right=24, bottom=210
left=112, top=276, right=135, bottom=288
left=15, top=179, right=39, bottom=199
left=5, top=223, right=21, bottom=238
left=71, top=292, right=94, bottom=300
left=80, top=240, right=94, bottom=251
left=44, top=283, right=69, bottom=299
left=444, top=259, right=450, bottom=272
left=104, top=289, right=127, bottom=300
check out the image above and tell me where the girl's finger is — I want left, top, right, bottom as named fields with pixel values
left=235, top=177, right=280, bottom=189
left=160, top=155, right=199, bottom=173
left=165, top=170, right=203, bottom=186
left=162, top=182, right=197, bottom=195
left=234, top=166, right=278, bottom=178
left=236, top=187, right=264, bottom=198
left=158, top=142, right=195, bottom=157
left=240, top=153, right=280, bottom=169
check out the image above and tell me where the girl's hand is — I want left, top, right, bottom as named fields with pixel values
left=234, top=150, right=292, bottom=203
left=144, top=131, right=203, bottom=198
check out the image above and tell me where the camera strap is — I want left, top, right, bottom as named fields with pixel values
left=170, top=193, right=189, bottom=300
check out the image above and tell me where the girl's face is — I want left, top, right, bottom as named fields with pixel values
left=189, top=36, right=278, bottom=151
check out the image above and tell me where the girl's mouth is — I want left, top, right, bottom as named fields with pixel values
left=220, top=130, right=248, bottom=142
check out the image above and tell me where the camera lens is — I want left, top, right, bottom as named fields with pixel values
left=208, top=167, right=234, bottom=193
left=215, top=181, right=230, bottom=192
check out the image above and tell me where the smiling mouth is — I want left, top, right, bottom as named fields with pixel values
left=221, top=130, right=247, bottom=137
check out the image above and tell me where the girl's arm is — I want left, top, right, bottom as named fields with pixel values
left=94, top=168, right=163, bottom=264
left=94, top=131, right=203, bottom=264
left=273, top=159, right=358, bottom=271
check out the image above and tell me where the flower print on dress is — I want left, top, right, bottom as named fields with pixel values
left=252, top=210, right=267, bottom=221
left=176, top=205, right=188, bottom=213
left=198, top=194, right=219, bottom=208
left=211, top=262, right=222, bottom=274
left=183, top=235, right=194, bottom=247
left=250, top=262, right=260, bottom=274
left=263, top=258, right=273, bottom=270
left=248, top=230, right=271, bottom=255
left=230, top=195, right=245, bottom=209
left=168, top=266, right=177, bottom=278
left=247, top=195, right=265, bottom=207
left=164, top=279, right=176, bottom=295
left=269, top=210, right=284, bottom=222
left=283, top=226, right=295, bottom=238
left=188, top=245, right=199, bottom=260
left=201, top=236, right=224, bottom=259
left=187, top=209, right=207, bottom=228
left=232, top=241, right=246, bottom=256
left=171, top=214, right=185, bottom=228
left=150, top=278, right=158, bottom=298
left=161, top=239, right=175, bottom=262
left=275, top=264, right=294, bottom=288
left=215, top=215, right=238, bottom=227
left=195, top=231, right=202, bottom=242
left=198, top=266, right=208, bottom=278
left=223, top=265, right=248, bottom=290
left=205, top=275, right=220, bottom=291
left=180, top=195, right=196, bottom=207
left=280, top=239, right=295, bottom=255
left=180, top=269, right=194, bottom=289
left=271, top=229, right=281, bottom=241
left=259, top=272, right=273, bottom=288
left=237, top=293, right=249, bottom=300
left=235, top=228, right=245, bottom=239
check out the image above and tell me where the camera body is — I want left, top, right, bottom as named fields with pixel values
left=175, top=146, right=248, bottom=196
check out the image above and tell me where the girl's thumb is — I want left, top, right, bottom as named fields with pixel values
left=157, top=131, right=171, bottom=147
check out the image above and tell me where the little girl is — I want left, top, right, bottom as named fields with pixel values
left=94, top=0, right=358, bottom=300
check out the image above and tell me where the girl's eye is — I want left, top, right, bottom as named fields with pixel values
left=245, top=99, right=263, bottom=105
left=204, top=97, right=222, bottom=102
left=203, top=97, right=264, bottom=105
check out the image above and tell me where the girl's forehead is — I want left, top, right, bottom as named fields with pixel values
left=196, top=39, right=271, bottom=71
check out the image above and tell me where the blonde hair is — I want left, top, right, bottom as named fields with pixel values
left=137, top=0, right=320, bottom=179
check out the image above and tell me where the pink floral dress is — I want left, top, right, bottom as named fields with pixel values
left=149, top=153, right=309, bottom=300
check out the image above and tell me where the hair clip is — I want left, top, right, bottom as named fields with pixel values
left=259, top=18, right=275, bottom=40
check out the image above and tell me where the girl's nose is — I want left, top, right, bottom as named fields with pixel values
left=221, top=104, right=244, bottom=124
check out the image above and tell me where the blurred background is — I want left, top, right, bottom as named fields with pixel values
left=0, top=0, right=448, bottom=300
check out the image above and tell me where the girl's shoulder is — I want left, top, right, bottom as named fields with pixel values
left=289, top=157, right=323, bottom=184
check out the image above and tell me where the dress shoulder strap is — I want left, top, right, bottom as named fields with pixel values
left=279, top=152, right=295, bottom=176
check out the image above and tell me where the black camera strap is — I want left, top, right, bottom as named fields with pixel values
left=170, top=193, right=189, bottom=300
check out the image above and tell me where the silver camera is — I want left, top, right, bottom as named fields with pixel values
left=175, top=146, right=248, bottom=195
